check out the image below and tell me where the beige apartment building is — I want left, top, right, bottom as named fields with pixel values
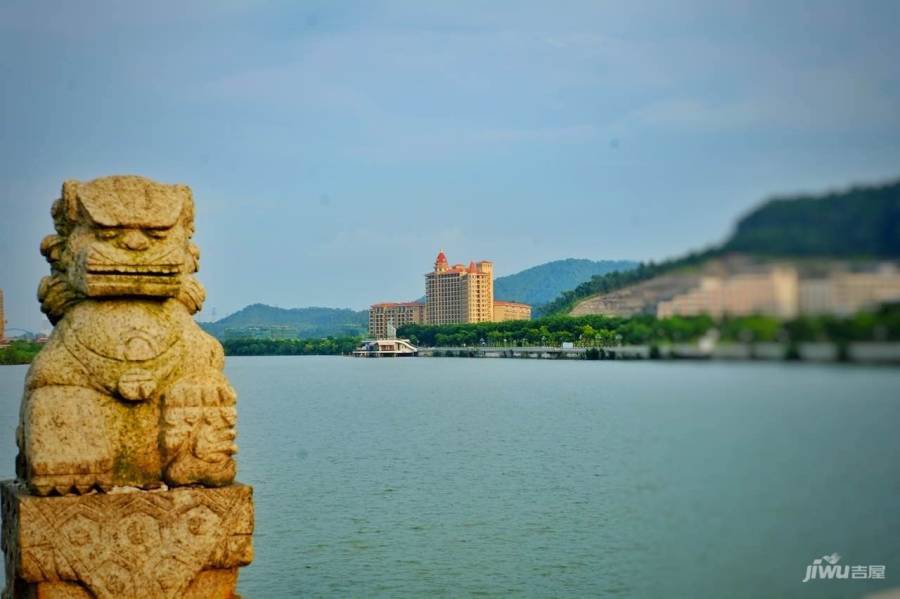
left=657, top=267, right=800, bottom=319
left=798, top=264, right=900, bottom=315
left=368, top=302, right=425, bottom=339
left=493, top=300, right=532, bottom=321
left=657, top=263, right=900, bottom=319
left=368, top=250, right=531, bottom=337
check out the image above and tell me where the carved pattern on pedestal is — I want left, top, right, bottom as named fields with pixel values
left=4, top=483, right=253, bottom=599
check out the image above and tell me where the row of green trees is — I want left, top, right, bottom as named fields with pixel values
left=399, top=304, right=900, bottom=348
left=223, top=336, right=361, bottom=356
left=196, top=304, right=900, bottom=357
left=8, top=308, right=897, bottom=363
left=0, top=340, right=44, bottom=365
left=1, top=336, right=364, bottom=363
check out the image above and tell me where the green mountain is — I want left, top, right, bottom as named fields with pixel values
left=201, top=304, right=367, bottom=340
left=541, top=177, right=900, bottom=316
left=493, top=259, right=637, bottom=306
left=724, top=180, right=900, bottom=257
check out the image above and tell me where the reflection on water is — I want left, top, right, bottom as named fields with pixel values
left=1, top=358, right=898, bottom=598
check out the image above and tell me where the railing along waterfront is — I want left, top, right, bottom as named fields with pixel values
left=414, top=342, right=900, bottom=363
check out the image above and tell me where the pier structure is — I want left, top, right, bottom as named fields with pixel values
left=352, top=338, right=418, bottom=357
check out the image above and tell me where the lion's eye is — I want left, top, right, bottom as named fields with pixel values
left=96, top=229, right=118, bottom=240
left=147, top=229, right=169, bottom=239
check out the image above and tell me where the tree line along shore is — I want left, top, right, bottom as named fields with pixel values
left=3, top=306, right=898, bottom=364
left=0, top=340, right=43, bottom=365
left=220, top=305, right=899, bottom=358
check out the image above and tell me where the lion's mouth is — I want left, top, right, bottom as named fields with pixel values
left=80, top=259, right=184, bottom=297
left=85, top=245, right=183, bottom=277
left=74, top=245, right=187, bottom=298
left=85, top=263, right=182, bottom=276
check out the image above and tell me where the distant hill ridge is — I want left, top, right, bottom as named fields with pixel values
left=724, top=180, right=900, bottom=257
left=540, top=178, right=900, bottom=316
left=200, top=304, right=368, bottom=340
left=493, top=259, right=636, bottom=306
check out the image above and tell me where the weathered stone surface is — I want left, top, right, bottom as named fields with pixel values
left=2, top=176, right=254, bottom=598
left=2, top=482, right=253, bottom=599
left=18, top=176, right=237, bottom=494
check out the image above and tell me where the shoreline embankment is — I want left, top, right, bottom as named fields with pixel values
left=415, top=342, right=900, bottom=365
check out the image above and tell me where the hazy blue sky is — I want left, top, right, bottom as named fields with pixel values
left=1, top=1, right=899, bottom=331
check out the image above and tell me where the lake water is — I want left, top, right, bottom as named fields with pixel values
left=1, top=357, right=899, bottom=598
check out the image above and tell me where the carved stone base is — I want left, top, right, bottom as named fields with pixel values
left=1, top=481, right=253, bottom=599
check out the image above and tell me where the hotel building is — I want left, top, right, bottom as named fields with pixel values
left=368, top=251, right=531, bottom=337
left=426, top=251, right=494, bottom=325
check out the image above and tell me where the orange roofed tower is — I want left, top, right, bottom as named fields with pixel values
left=434, top=249, right=449, bottom=272
left=425, top=250, right=494, bottom=325
left=368, top=250, right=529, bottom=337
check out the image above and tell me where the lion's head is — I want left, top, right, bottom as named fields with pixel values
left=38, top=175, right=206, bottom=323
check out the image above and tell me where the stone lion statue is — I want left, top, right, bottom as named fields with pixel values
left=17, top=175, right=238, bottom=495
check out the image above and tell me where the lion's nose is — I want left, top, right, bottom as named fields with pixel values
left=121, top=229, right=150, bottom=251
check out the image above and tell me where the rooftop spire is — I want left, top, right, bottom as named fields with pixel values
left=434, top=249, right=448, bottom=271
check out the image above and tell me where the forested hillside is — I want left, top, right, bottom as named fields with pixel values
left=201, top=304, right=368, bottom=339
left=541, top=178, right=900, bottom=316
left=724, top=180, right=900, bottom=257
left=493, top=259, right=636, bottom=306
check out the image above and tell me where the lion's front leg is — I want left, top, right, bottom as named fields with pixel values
left=21, top=385, right=114, bottom=495
left=161, top=374, right=238, bottom=487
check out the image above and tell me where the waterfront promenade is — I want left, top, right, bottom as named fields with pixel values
left=417, top=342, right=900, bottom=364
